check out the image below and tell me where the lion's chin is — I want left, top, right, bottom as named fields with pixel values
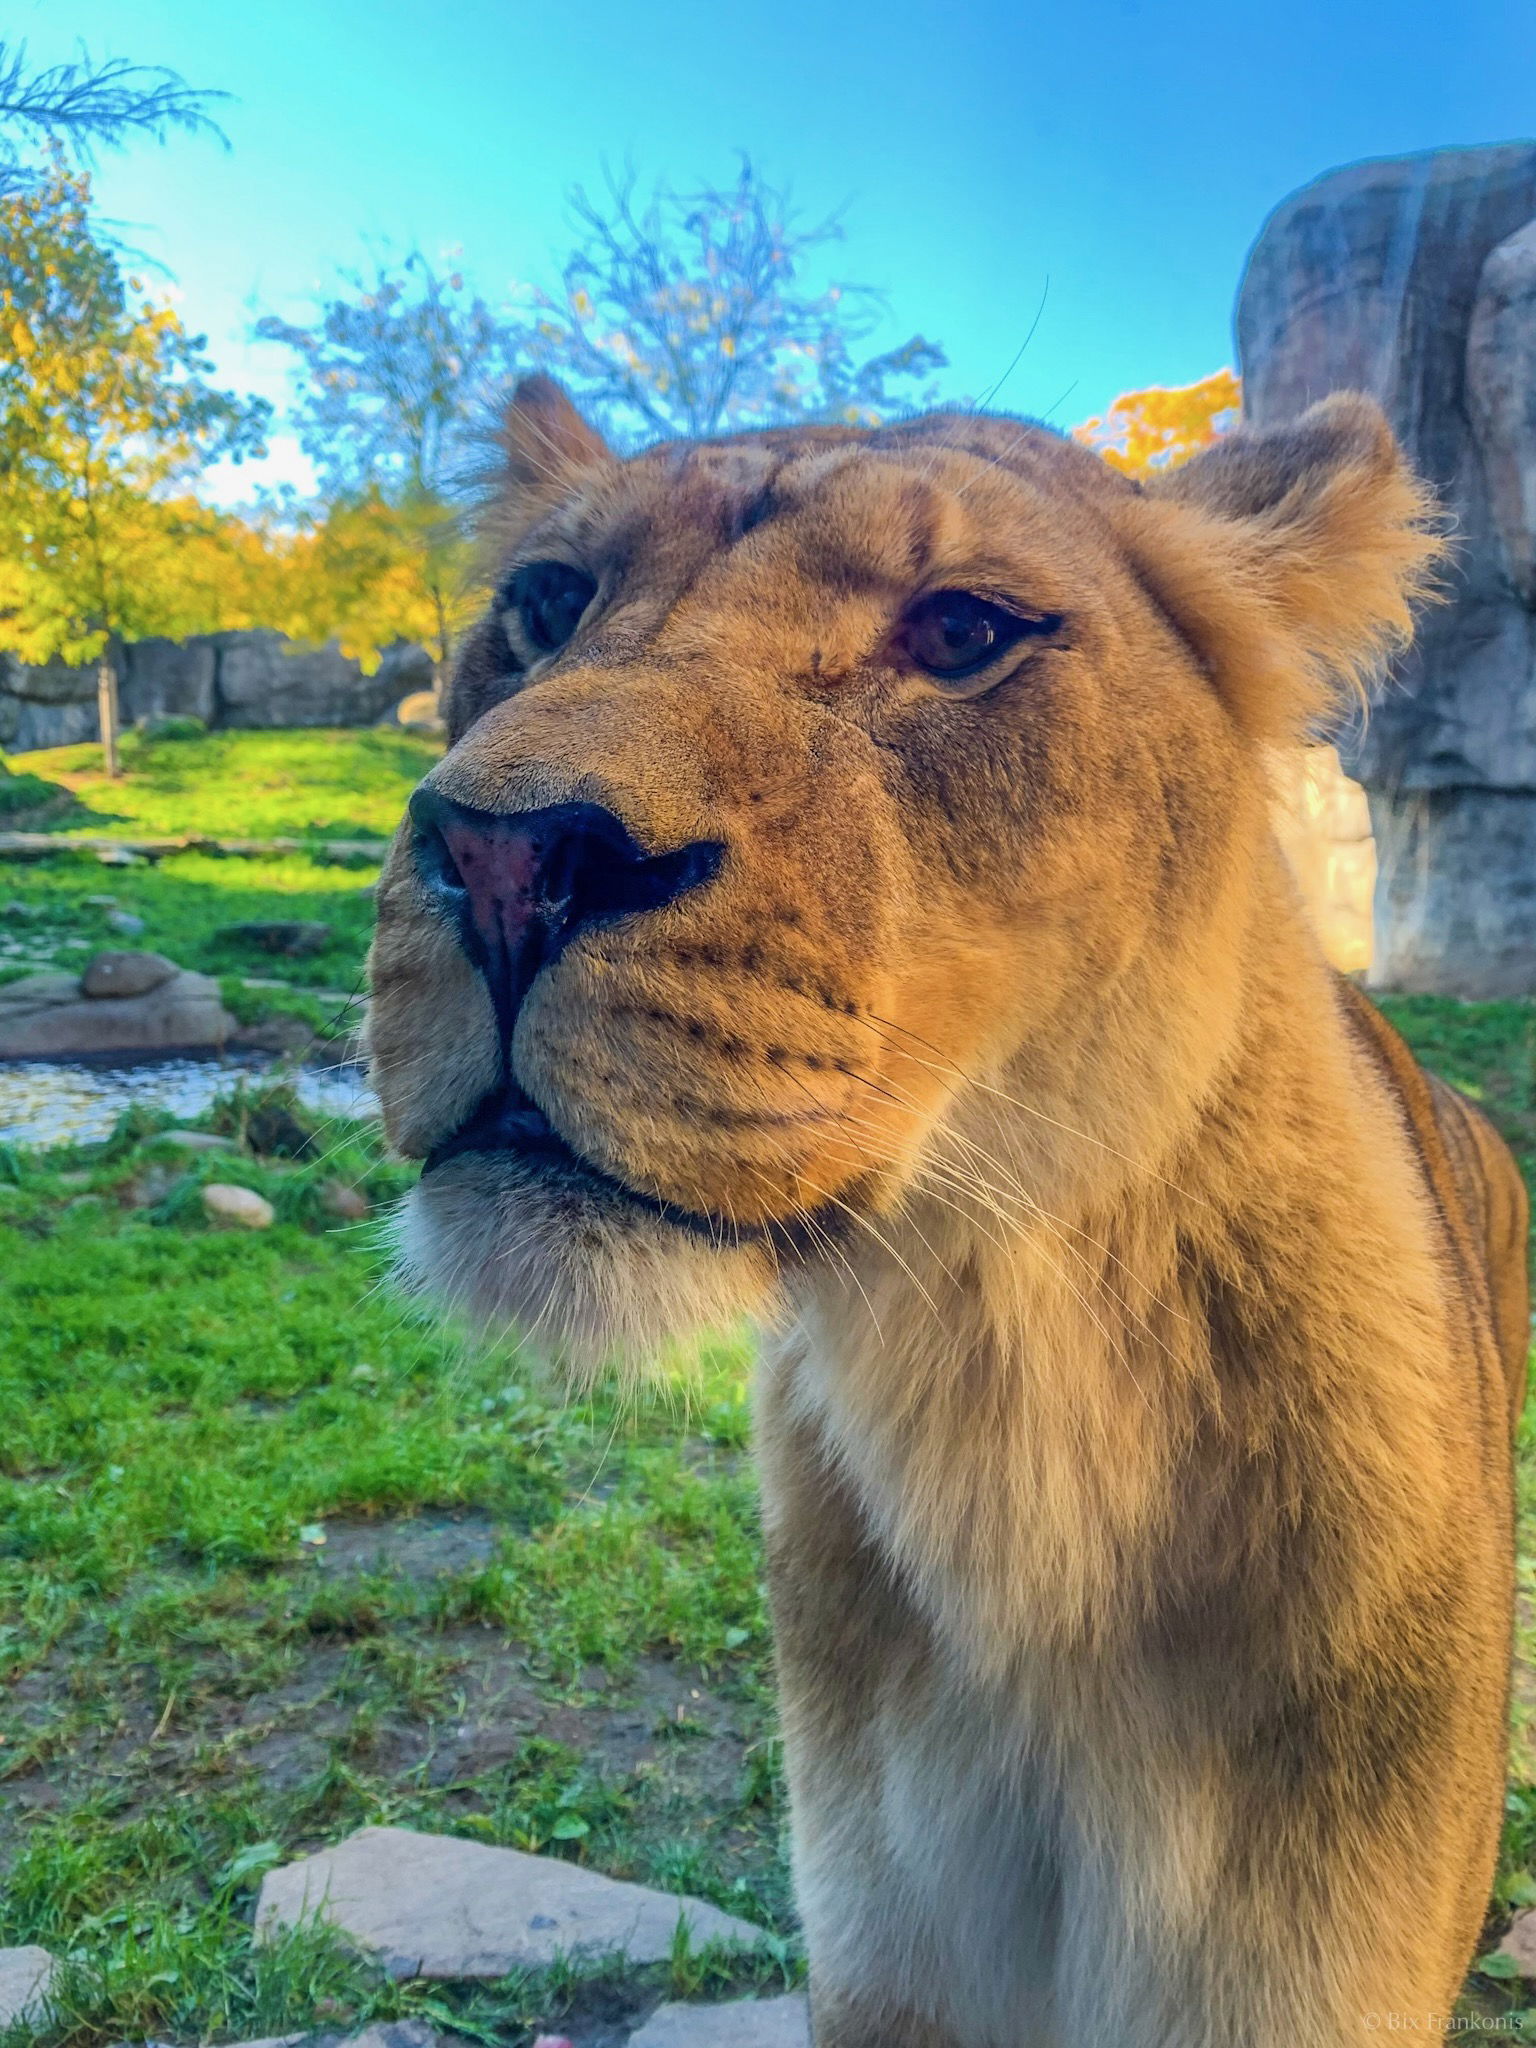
left=392, top=1151, right=777, bottom=1376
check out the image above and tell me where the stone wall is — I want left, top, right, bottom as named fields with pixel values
left=1237, top=141, right=1536, bottom=997
left=0, top=634, right=434, bottom=753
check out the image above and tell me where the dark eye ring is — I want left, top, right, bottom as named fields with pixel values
left=898, top=590, right=1061, bottom=682
left=505, top=561, right=598, bottom=656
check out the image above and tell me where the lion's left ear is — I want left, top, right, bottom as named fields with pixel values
left=1113, top=393, right=1443, bottom=742
left=495, top=375, right=613, bottom=502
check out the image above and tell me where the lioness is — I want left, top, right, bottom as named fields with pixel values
left=368, top=378, right=1530, bottom=2045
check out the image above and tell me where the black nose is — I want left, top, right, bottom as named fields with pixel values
left=408, top=787, right=723, bottom=1013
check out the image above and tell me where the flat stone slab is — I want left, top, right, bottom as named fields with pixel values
left=255, top=1825, right=768, bottom=1978
left=0, top=1945, right=56, bottom=2027
left=628, top=1995, right=811, bottom=2047
left=114, top=2025, right=438, bottom=2048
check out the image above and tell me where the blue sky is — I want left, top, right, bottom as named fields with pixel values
left=14, top=0, right=1532, bottom=496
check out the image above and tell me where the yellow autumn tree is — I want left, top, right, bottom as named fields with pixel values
left=1073, top=368, right=1241, bottom=476
left=0, top=161, right=267, bottom=770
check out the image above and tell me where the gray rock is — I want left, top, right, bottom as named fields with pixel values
left=156, top=1129, right=235, bottom=1152
left=255, top=1825, right=768, bottom=1978
left=1469, top=217, right=1536, bottom=608
left=229, top=1015, right=320, bottom=1057
left=0, top=969, right=81, bottom=1007
left=1237, top=142, right=1536, bottom=995
left=80, top=950, right=179, bottom=998
left=158, top=2027, right=437, bottom=2048
left=628, top=1997, right=811, bottom=2047
left=0, top=1945, right=56, bottom=2027
left=1, top=634, right=435, bottom=752
left=7, top=655, right=102, bottom=706
left=106, top=910, right=148, bottom=939
left=213, top=632, right=409, bottom=732
left=0, top=967, right=236, bottom=1057
left=120, top=637, right=217, bottom=726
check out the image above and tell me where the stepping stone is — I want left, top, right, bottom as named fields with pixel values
left=255, top=1824, right=768, bottom=1979
left=628, top=1996, right=811, bottom=2047
left=0, top=1945, right=56, bottom=2028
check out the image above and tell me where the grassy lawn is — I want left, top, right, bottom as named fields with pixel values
left=0, top=733, right=1533, bottom=2042
left=0, top=1101, right=790, bottom=2048
left=2, top=728, right=440, bottom=845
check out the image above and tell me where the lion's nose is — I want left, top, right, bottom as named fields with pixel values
left=408, top=786, right=723, bottom=1004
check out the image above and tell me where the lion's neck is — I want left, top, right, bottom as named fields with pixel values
left=771, top=879, right=1453, bottom=1677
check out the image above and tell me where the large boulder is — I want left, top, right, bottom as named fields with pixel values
left=0, top=652, right=101, bottom=752
left=121, top=636, right=217, bottom=725
left=1237, top=142, right=1536, bottom=996
left=0, top=956, right=236, bottom=1057
left=1, top=635, right=436, bottom=751
left=213, top=632, right=422, bottom=731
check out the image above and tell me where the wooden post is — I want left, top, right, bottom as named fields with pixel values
left=96, top=653, right=120, bottom=779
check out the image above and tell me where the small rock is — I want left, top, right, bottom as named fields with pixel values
left=1499, top=1905, right=1536, bottom=1978
left=0, top=900, right=35, bottom=922
left=106, top=909, right=147, bottom=939
left=532, top=2037, right=576, bottom=2048
left=95, top=846, right=144, bottom=867
left=229, top=1015, right=318, bottom=1057
left=322, top=1180, right=370, bottom=1221
left=156, top=1129, right=234, bottom=1153
left=0, top=1946, right=56, bottom=2028
left=628, top=1998, right=811, bottom=2048
left=82, top=894, right=118, bottom=908
left=202, top=1183, right=275, bottom=1230
left=255, top=1824, right=768, bottom=1977
left=121, top=1164, right=179, bottom=1209
left=81, top=950, right=179, bottom=999
left=218, top=920, right=334, bottom=958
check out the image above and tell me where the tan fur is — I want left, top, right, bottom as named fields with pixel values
left=367, top=381, right=1529, bottom=2044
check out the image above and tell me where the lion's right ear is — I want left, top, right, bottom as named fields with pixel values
left=495, top=375, right=612, bottom=501
left=1112, top=394, right=1443, bottom=743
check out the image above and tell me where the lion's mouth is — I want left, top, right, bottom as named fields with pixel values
left=423, top=1079, right=753, bottom=1242
left=422, top=1078, right=857, bottom=1258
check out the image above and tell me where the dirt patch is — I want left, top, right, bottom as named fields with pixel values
left=314, top=1512, right=503, bottom=1581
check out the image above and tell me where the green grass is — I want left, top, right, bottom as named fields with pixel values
left=0, top=853, right=378, bottom=999
left=5, top=727, right=440, bottom=843
left=0, top=1097, right=790, bottom=2047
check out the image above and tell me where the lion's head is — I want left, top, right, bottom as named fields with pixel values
left=367, top=379, right=1435, bottom=1368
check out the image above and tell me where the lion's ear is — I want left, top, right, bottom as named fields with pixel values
left=495, top=375, right=612, bottom=500
left=1115, top=394, right=1443, bottom=742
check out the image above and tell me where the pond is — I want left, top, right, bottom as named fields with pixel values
left=0, top=1056, right=378, bottom=1149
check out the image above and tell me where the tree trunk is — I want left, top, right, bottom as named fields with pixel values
left=97, top=654, right=120, bottom=779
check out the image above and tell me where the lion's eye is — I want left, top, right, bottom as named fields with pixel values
left=899, top=590, right=1059, bottom=681
left=507, top=561, right=598, bottom=655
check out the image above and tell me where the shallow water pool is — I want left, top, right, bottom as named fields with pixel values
left=0, top=1057, right=378, bottom=1149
